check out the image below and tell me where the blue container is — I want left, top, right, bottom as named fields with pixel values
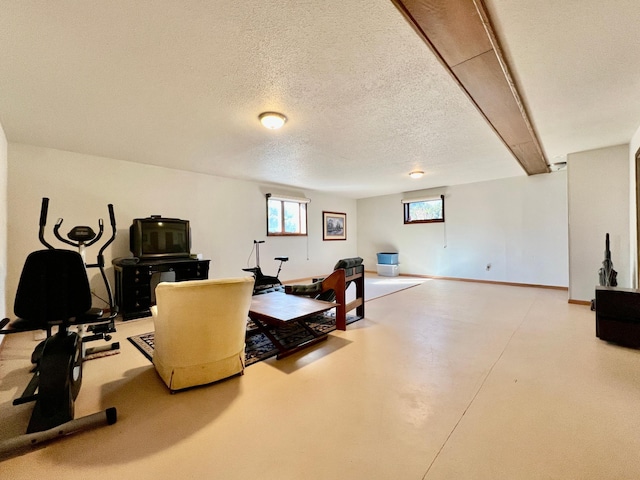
left=377, top=252, right=398, bottom=265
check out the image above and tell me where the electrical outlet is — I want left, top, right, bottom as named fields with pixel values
left=486, top=263, right=491, bottom=271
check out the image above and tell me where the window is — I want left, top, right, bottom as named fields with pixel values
left=403, top=195, right=444, bottom=224
left=267, top=194, right=309, bottom=236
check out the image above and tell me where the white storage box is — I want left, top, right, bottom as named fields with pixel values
left=377, top=263, right=399, bottom=277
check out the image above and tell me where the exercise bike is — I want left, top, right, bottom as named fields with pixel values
left=0, top=198, right=119, bottom=457
left=242, top=240, right=288, bottom=294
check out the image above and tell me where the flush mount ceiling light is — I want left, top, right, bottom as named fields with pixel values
left=549, top=155, right=567, bottom=172
left=409, top=170, right=424, bottom=179
left=259, top=111, right=287, bottom=130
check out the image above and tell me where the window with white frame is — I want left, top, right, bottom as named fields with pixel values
left=403, top=195, right=445, bottom=224
left=267, top=194, right=309, bottom=236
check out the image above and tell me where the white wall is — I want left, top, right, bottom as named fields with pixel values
left=357, top=172, right=569, bottom=287
left=568, top=144, right=629, bottom=302
left=6, top=144, right=358, bottom=308
left=8, top=141, right=636, bottom=310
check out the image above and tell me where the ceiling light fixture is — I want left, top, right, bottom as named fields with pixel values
left=549, top=161, right=567, bottom=172
left=259, top=111, right=287, bottom=130
left=409, top=170, right=424, bottom=179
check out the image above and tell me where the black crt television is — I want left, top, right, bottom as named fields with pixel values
left=129, top=216, right=191, bottom=260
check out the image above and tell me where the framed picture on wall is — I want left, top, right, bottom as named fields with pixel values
left=323, top=211, right=346, bottom=241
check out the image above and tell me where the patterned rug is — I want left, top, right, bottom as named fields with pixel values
left=127, top=311, right=362, bottom=367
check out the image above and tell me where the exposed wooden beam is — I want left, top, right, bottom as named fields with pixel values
left=391, top=0, right=549, bottom=175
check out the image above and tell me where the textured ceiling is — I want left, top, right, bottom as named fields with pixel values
left=485, top=0, right=640, bottom=162
left=0, top=1, right=639, bottom=199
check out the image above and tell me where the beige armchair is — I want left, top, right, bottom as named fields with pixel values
left=150, top=276, right=255, bottom=392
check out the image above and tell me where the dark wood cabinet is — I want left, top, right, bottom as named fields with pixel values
left=595, top=286, right=640, bottom=349
left=113, top=258, right=210, bottom=320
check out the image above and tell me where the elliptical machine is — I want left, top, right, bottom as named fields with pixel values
left=242, top=240, right=288, bottom=294
left=44, top=197, right=119, bottom=353
left=0, top=198, right=119, bottom=456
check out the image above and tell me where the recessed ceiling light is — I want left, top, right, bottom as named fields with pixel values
left=259, top=112, right=287, bottom=129
left=409, top=170, right=424, bottom=179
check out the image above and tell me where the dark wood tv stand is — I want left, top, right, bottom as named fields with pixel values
left=595, top=286, right=640, bottom=348
left=113, top=257, right=210, bottom=320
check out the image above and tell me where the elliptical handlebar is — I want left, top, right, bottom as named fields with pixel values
left=108, top=204, right=116, bottom=228
left=53, top=219, right=77, bottom=248
left=39, top=197, right=49, bottom=228
left=98, top=204, right=117, bottom=256
left=97, top=206, right=118, bottom=315
left=40, top=198, right=116, bottom=253
left=38, top=198, right=54, bottom=249
left=53, top=217, right=105, bottom=249
left=84, top=219, right=104, bottom=248
left=36, top=197, right=119, bottom=316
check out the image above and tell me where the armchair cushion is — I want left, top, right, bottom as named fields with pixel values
left=285, top=281, right=324, bottom=296
left=333, top=257, right=365, bottom=279
left=151, top=276, right=254, bottom=391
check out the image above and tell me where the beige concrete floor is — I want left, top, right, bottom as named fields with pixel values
left=1, top=278, right=639, bottom=479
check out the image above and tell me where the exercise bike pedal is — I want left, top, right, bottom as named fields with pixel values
left=84, top=341, right=120, bottom=357
left=13, top=393, right=39, bottom=406
left=87, top=321, right=116, bottom=335
left=274, top=256, right=289, bottom=262
left=81, top=332, right=111, bottom=343
left=13, top=372, right=41, bottom=406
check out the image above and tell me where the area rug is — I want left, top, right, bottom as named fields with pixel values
left=127, top=311, right=361, bottom=367
left=287, top=274, right=426, bottom=303
left=362, top=275, right=426, bottom=301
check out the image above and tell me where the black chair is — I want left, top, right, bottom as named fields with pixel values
left=0, top=249, right=112, bottom=433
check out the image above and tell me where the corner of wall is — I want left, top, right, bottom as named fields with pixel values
left=629, top=126, right=640, bottom=289
left=0, top=122, right=7, bottom=335
left=567, top=144, right=631, bottom=301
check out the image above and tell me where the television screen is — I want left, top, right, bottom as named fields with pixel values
left=130, top=217, right=191, bottom=259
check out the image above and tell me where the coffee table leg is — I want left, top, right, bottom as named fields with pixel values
left=249, top=316, right=288, bottom=355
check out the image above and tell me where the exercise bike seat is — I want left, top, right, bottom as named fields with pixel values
left=274, top=257, right=289, bottom=262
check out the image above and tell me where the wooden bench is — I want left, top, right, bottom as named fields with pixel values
left=285, top=258, right=365, bottom=330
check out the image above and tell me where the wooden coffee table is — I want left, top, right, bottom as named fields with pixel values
left=248, top=292, right=337, bottom=359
